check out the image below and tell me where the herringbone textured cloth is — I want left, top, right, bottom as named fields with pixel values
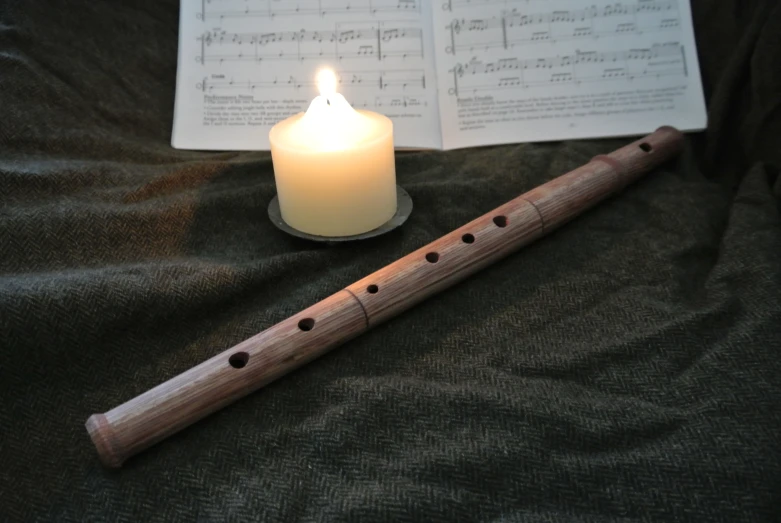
left=1, top=1, right=780, bottom=521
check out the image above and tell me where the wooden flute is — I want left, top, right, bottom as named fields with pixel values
left=86, top=126, right=685, bottom=468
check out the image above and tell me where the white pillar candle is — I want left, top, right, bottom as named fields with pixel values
left=269, top=69, right=397, bottom=237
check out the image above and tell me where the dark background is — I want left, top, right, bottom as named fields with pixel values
left=1, top=1, right=780, bottom=521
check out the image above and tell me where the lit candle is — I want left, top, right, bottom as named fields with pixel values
left=269, top=68, right=397, bottom=237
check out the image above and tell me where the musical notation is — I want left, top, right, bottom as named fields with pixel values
left=344, top=95, right=428, bottom=109
left=196, top=69, right=426, bottom=92
left=445, top=1, right=680, bottom=54
left=441, top=0, right=672, bottom=10
left=198, top=0, right=420, bottom=21
left=448, top=42, right=687, bottom=96
left=371, top=94, right=427, bottom=108
left=196, top=22, right=424, bottom=64
left=442, top=0, right=531, bottom=10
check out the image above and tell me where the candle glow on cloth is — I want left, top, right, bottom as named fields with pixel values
left=269, top=68, right=397, bottom=237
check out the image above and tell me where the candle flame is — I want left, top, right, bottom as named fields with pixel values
left=316, top=68, right=338, bottom=99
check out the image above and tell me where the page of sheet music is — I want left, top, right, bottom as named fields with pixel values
left=171, top=0, right=442, bottom=150
left=431, top=0, right=707, bottom=150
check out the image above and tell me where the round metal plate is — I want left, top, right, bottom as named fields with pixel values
left=268, top=185, right=413, bottom=243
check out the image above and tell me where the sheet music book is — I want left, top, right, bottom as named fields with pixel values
left=171, top=0, right=707, bottom=151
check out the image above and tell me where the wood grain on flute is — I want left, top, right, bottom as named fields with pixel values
left=86, top=126, right=685, bottom=468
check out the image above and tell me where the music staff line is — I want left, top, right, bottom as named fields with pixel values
left=360, top=94, right=427, bottom=108
left=442, top=0, right=537, bottom=10
left=448, top=43, right=687, bottom=96
left=341, top=95, right=428, bottom=108
left=197, top=24, right=424, bottom=64
left=441, top=0, right=674, bottom=11
left=446, top=1, right=680, bottom=54
left=196, top=69, right=427, bottom=92
left=197, top=0, right=420, bottom=21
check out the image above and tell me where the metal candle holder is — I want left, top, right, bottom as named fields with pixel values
left=267, top=185, right=413, bottom=243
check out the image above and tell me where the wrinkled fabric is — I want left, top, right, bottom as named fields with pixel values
left=1, top=1, right=780, bottom=522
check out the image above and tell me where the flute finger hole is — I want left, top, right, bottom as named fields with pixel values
left=298, top=318, right=315, bottom=331
left=426, top=252, right=439, bottom=263
left=493, top=216, right=508, bottom=228
left=639, top=142, right=652, bottom=153
left=229, top=352, right=249, bottom=369
left=367, top=284, right=379, bottom=294
left=462, top=233, right=475, bottom=244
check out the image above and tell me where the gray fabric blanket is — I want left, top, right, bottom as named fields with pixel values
left=1, top=0, right=780, bottom=521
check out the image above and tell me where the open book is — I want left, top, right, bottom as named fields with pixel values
left=171, top=0, right=707, bottom=151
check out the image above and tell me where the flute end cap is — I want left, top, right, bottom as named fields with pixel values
left=86, top=413, right=124, bottom=468
left=654, top=125, right=685, bottom=144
